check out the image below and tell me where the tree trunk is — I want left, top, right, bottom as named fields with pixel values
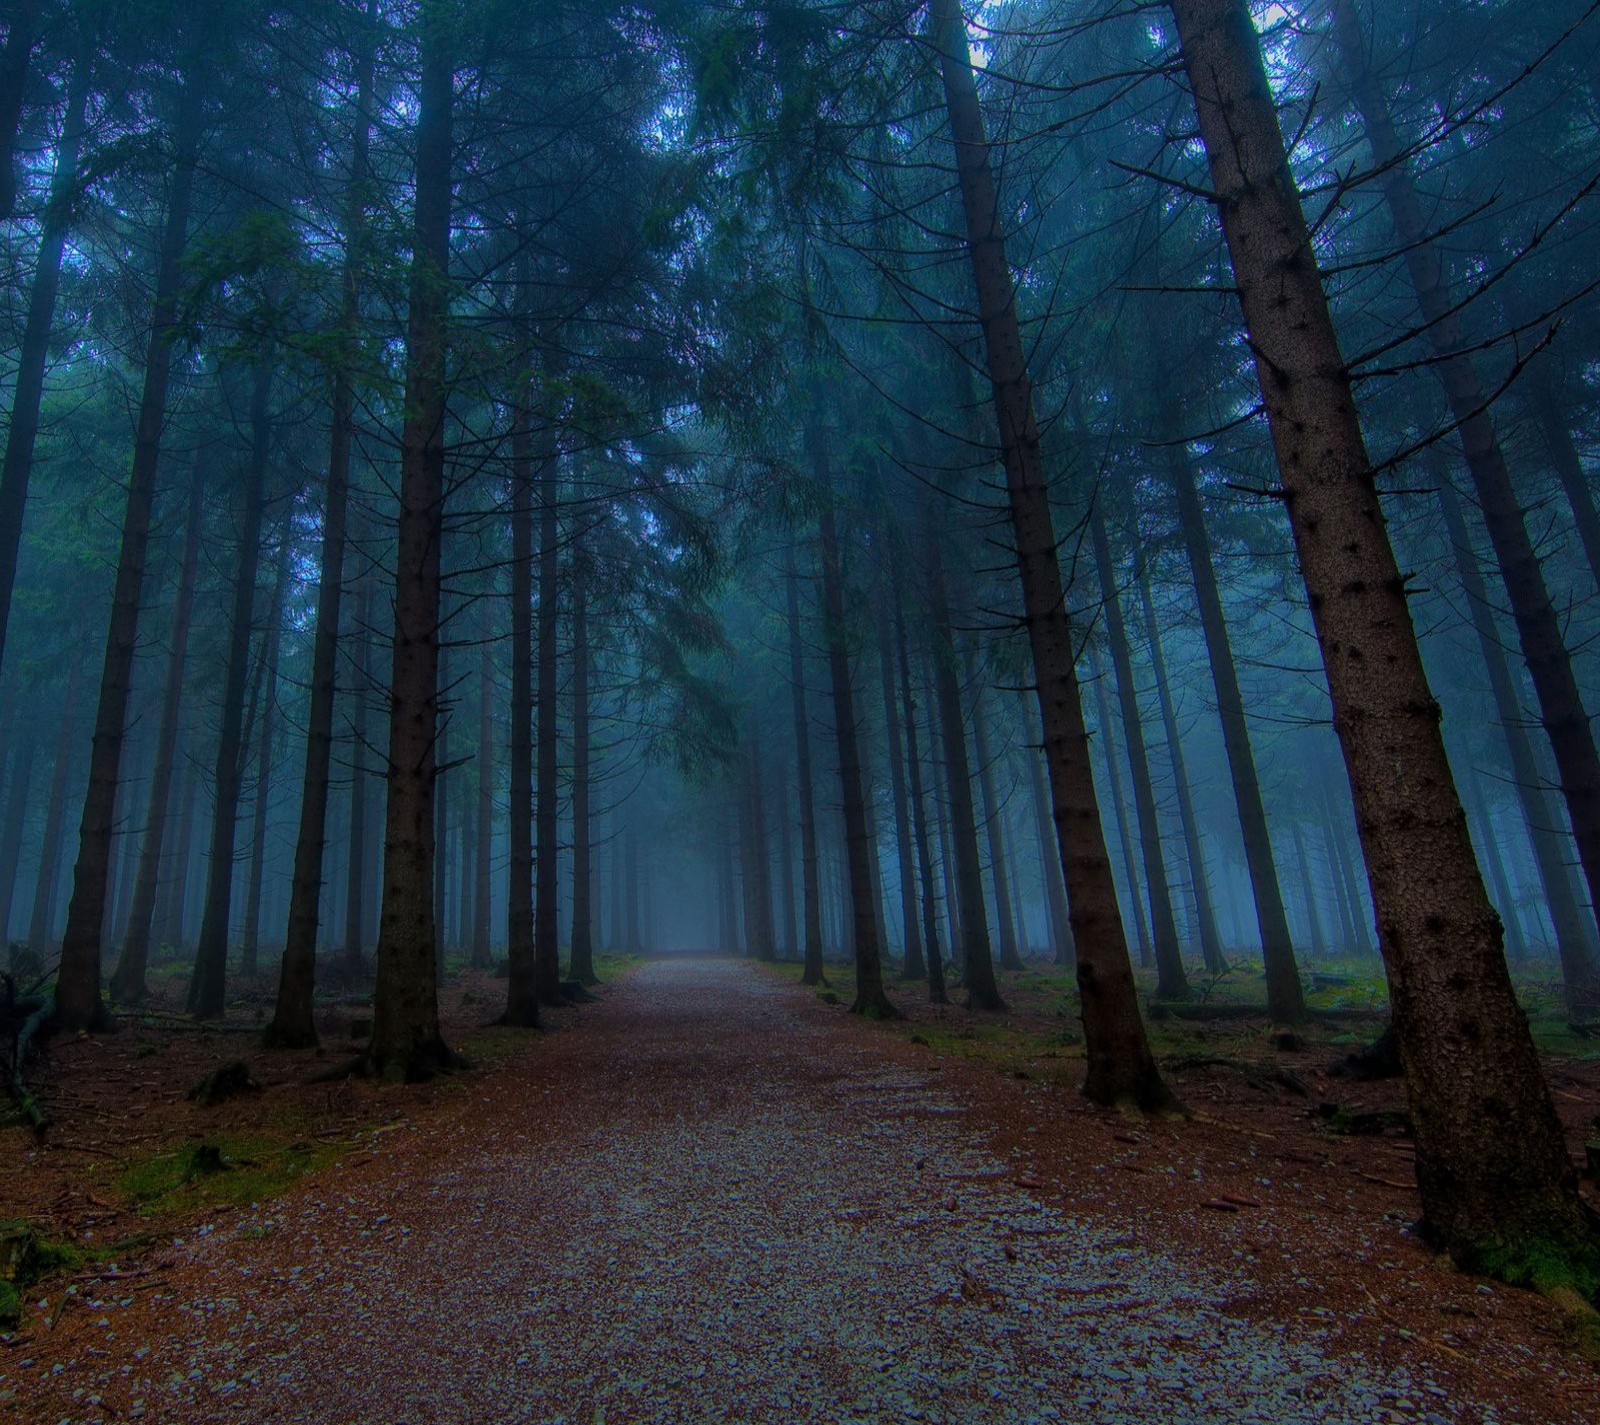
left=786, top=546, right=827, bottom=985
left=111, top=474, right=203, bottom=1002
left=1165, top=447, right=1304, bottom=1018
left=340, top=576, right=374, bottom=979
left=1288, top=819, right=1328, bottom=960
left=188, top=363, right=273, bottom=1019
left=473, top=621, right=495, bottom=971
left=1090, top=506, right=1188, bottom=997
left=156, top=740, right=199, bottom=956
left=1025, top=730, right=1074, bottom=968
left=1136, top=570, right=1225, bottom=974
left=878, top=599, right=924, bottom=979
left=567, top=574, right=596, bottom=983
left=774, top=767, right=796, bottom=959
left=1436, top=469, right=1598, bottom=1007
left=0, top=0, right=41, bottom=221
left=814, top=441, right=896, bottom=1018
left=369, top=5, right=455, bottom=1078
left=932, top=0, right=1172, bottom=1107
left=0, top=728, right=33, bottom=943
left=0, top=51, right=90, bottom=679
left=503, top=390, right=538, bottom=1023
left=967, top=657, right=1023, bottom=972
left=1463, top=770, right=1529, bottom=963
left=897, top=602, right=947, bottom=1003
left=1526, top=369, right=1600, bottom=595
left=30, top=663, right=83, bottom=954
left=534, top=427, right=563, bottom=1005
left=240, top=540, right=290, bottom=977
left=739, top=733, right=777, bottom=962
left=53, top=77, right=202, bottom=1032
left=1088, top=645, right=1150, bottom=970
left=924, top=520, right=1003, bottom=1010
left=1172, top=0, right=1594, bottom=1277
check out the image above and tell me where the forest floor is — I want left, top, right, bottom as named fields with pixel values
left=2, top=953, right=1598, bottom=1423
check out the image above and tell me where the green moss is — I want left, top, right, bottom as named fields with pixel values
left=117, top=1134, right=344, bottom=1216
left=1471, top=1236, right=1600, bottom=1301
left=0, top=1277, right=19, bottom=1327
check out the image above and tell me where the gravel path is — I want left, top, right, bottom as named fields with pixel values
left=3, top=959, right=1524, bottom=1422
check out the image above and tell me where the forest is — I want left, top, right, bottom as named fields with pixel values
left=2, top=0, right=1600, bottom=1419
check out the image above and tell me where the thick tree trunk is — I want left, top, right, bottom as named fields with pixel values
left=1166, top=447, right=1304, bottom=1018
left=53, top=79, right=202, bottom=1032
left=188, top=364, right=273, bottom=1019
left=533, top=431, right=563, bottom=1004
left=932, top=0, right=1172, bottom=1106
left=786, top=546, right=827, bottom=985
left=1172, top=0, right=1594, bottom=1277
left=814, top=442, right=896, bottom=1017
left=0, top=53, right=90, bottom=679
left=1136, top=571, right=1225, bottom=974
left=878, top=600, right=924, bottom=979
left=1435, top=472, right=1598, bottom=1007
left=111, top=475, right=203, bottom=1003
left=369, top=6, right=455, bottom=1078
left=924, top=523, right=1004, bottom=1010
left=967, top=660, right=1022, bottom=972
left=567, top=575, right=596, bottom=983
left=1090, top=506, right=1188, bottom=997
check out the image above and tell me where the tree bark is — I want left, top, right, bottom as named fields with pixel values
left=340, top=576, right=374, bottom=979
left=1025, top=728, right=1074, bottom=968
left=567, top=573, right=596, bottom=982
left=1136, top=570, right=1225, bottom=974
left=240, top=540, right=291, bottom=977
left=0, top=0, right=41, bottom=222
left=0, top=727, right=33, bottom=944
left=369, top=3, right=455, bottom=1078
left=932, top=0, right=1172, bottom=1106
left=30, top=662, right=83, bottom=954
left=111, top=474, right=204, bottom=1002
left=1172, top=0, right=1593, bottom=1276
left=188, top=363, right=273, bottom=1019
left=1090, top=505, right=1188, bottom=997
left=1087, top=644, right=1150, bottom=970
left=1288, top=819, right=1328, bottom=959
left=786, top=545, right=827, bottom=985
left=967, top=657, right=1023, bottom=972
left=533, top=422, right=563, bottom=1005
left=473, top=618, right=495, bottom=971
left=53, top=76, right=203, bottom=1032
left=1526, top=369, right=1600, bottom=595
left=503, top=389, right=538, bottom=1023
left=896, top=601, right=946, bottom=1002
left=0, top=51, right=90, bottom=680
left=156, top=740, right=199, bottom=956
left=878, top=598, right=924, bottom=979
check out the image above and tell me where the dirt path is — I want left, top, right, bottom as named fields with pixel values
left=1, top=958, right=1587, bottom=1422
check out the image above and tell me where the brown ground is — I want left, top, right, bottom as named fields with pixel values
left=1, top=954, right=1597, bottom=1423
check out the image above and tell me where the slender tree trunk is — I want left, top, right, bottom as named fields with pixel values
left=1088, top=645, right=1150, bottom=969
left=929, top=685, right=963, bottom=961
left=786, top=546, right=827, bottom=985
left=473, top=623, right=495, bottom=971
left=111, top=475, right=203, bottom=1002
left=739, top=734, right=776, bottom=962
left=967, top=658, right=1023, bottom=972
left=1137, top=570, right=1225, bottom=974
left=503, top=389, right=538, bottom=1022
left=567, top=575, right=597, bottom=983
left=932, top=0, right=1172, bottom=1106
left=240, top=542, right=290, bottom=977
left=814, top=440, right=896, bottom=1017
left=1025, top=732, right=1073, bottom=967
left=30, top=663, right=83, bottom=953
left=433, top=640, right=451, bottom=969
left=188, top=364, right=273, bottom=1019
left=341, top=577, right=373, bottom=978
left=370, top=5, right=455, bottom=1078
left=717, top=810, right=738, bottom=955
left=1166, top=447, right=1304, bottom=1018
left=0, top=728, right=34, bottom=943
left=157, top=742, right=199, bottom=956
left=533, top=432, right=563, bottom=1004
left=1527, top=370, right=1600, bottom=594
left=1288, top=820, right=1328, bottom=961
left=54, top=78, right=203, bottom=1032
left=878, top=601, right=924, bottom=979
left=897, top=602, right=947, bottom=1003
left=1463, top=771, right=1530, bottom=963
left=774, top=769, right=796, bottom=959
left=1436, top=471, right=1598, bottom=1008
left=1172, top=0, right=1593, bottom=1276
left=0, top=53, right=90, bottom=680
left=1090, top=506, right=1188, bottom=997
left=923, top=521, right=1004, bottom=1008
